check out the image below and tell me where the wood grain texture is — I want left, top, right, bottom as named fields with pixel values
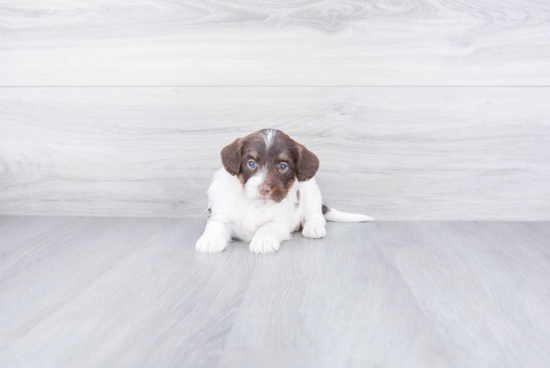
left=0, top=217, right=257, bottom=368
left=1, top=87, right=549, bottom=220
left=2, top=0, right=550, bottom=86
left=1, top=217, right=550, bottom=367
left=381, top=222, right=550, bottom=367
left=217, top=222, right=456, bottom=368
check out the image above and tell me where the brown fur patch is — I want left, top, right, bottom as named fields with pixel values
left=220, top=129, right=320, bottom=203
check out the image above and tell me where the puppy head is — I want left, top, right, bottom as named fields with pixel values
left=221, top=129, right=319, bottom=202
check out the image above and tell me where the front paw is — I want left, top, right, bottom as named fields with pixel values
left=302, top=220, right=326, bottom=239
left=249, top=235, right=280, bottom=254
left=195, top=235, right=227, bottom=253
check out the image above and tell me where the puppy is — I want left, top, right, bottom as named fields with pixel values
left=196, top=129, right=372, bottom=254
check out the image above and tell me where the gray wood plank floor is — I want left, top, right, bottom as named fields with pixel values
left=1, top=217, right=549, bottom=367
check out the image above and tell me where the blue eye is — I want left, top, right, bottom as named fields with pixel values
left=248, top=160, right=256, bottom=169
left=279, top=163, right=288, bottom=171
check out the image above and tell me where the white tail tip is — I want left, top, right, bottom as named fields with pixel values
left=323, top=207, right=374, bottom=222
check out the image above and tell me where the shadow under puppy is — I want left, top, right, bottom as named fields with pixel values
left=196, top=129, right=372, bottom=254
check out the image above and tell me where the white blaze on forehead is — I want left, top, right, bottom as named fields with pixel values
left=263, top=129, right=277, bottom=149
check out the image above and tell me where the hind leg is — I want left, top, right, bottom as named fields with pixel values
left=299, top=179, right=326, bottom=239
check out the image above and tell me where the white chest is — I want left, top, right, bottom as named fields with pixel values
left=208, top=168, right=302, bottom=242
left=228, top=199, right=299, bottom=241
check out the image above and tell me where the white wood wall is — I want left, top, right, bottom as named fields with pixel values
left=1, top=1, right=549, bottom=220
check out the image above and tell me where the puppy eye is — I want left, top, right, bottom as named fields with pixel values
left=279, top=163, right=288, bottom=171
left=248, top=160, right=256, bottom=169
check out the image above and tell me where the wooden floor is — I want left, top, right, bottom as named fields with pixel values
left=1, top=217, right=549, bottom=367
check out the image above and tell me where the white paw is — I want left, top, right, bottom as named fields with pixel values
left=249, top=235, right=280, bottom=254
left=195, top=235, right=227, bottom=253
left=302, top=220, right=326, bottom=239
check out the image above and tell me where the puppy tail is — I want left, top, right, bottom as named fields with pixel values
left=322, top=205, right=373, bottom=222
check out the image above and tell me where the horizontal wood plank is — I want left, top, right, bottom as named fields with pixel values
left=1, top=86, right=548, bottom=220
left=1, top=0, right=550, bottom=86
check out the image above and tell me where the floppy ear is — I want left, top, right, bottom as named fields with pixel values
left=293, top=143, right=319, bottom=182
left=221, top=138, right=244, bottom=176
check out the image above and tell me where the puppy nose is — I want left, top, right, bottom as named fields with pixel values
left=259, top=183, right=271, bottom=196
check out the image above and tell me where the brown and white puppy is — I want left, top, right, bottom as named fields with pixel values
left=196, top=129, right=372, bottom=254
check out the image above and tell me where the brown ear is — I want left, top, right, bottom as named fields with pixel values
left=293, top=143, right=319, bottom=182
left=221, top=138, right=244, bottom=176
